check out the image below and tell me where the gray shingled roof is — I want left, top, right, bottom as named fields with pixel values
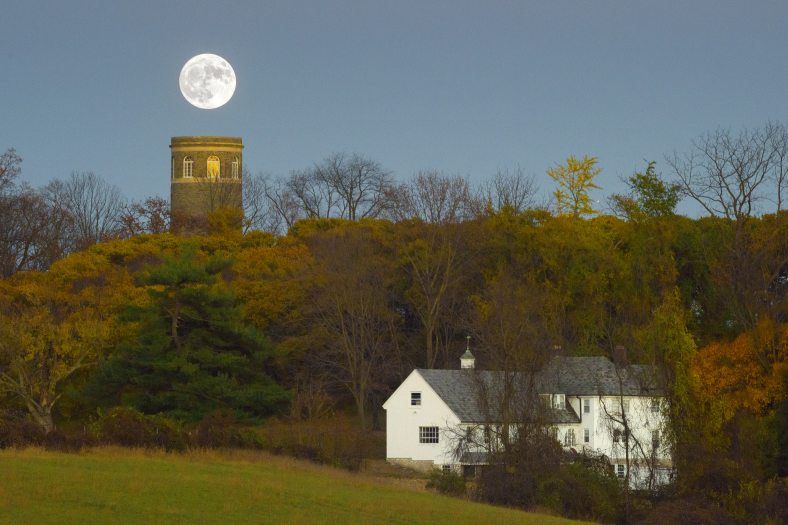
left=535, top=356, right=660, bottom=396
left=417, top=356, right=659, bottom=424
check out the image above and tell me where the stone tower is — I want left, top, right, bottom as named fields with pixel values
left=170, top=136, right=243, bottom=232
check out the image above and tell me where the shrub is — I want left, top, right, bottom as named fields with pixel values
left=43, top=429, right=96, bottom=452
left=194, top=410, right=243, bottom=448
left=426, top=470, right=466, bottom=496
left=0, top=418, right=45, bottom=448
left=639, top=498, right=736, bottom=525
left=147, top=414, right=189, bottom=451
left=255, top=416, right=384, bottom=471
left=95, top=407, right=187, bottom=451
left=95, top=407, right=151, bottom=447
left=536, top=463, right=622, bottom=523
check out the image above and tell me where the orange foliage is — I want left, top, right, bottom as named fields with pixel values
left=692, top=319, right=787, bottom=420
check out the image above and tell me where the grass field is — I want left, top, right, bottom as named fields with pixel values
left=0, top=447, right=593, bottom=525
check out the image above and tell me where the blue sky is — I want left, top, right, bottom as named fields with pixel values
left=2, top=1, right=786, bottom=215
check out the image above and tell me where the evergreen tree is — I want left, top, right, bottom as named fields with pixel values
left=94, top=246, right=289, bottom=421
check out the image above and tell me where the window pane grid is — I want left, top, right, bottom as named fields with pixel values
left=419, top=426, right=439, bottom=444
left=183, top=156, right=193, bottom=178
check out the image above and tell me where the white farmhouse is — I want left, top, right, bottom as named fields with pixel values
left=383, top=351, right=671, bottom=487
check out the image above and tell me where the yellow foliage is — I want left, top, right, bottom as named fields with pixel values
left=0, top=271, right=120, bottom=430
left=234, top=240, right=313, bottom=331
left=547, top=155, right=602, bottom=217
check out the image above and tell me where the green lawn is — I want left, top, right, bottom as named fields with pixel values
left=0, top=448, right=592, bottom=525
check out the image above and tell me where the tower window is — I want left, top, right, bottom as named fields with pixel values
left=183, top=156, right=194, bottom=178
left=207, top=156, right=220, bottom=179
left=232, top=157, right=239, bottom=179
left=171, top=156, right=175, bottom=179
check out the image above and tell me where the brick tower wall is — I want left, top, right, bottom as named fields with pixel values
left=170, top=136, right=243, bottom=233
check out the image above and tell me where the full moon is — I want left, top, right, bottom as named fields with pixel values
left=179, top=54, right=236, bottom=109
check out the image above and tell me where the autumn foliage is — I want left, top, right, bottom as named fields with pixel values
left=0, top=140, right=786, bottom=523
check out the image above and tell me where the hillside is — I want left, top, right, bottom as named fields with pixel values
left=0, top=448, right=593, bottom=525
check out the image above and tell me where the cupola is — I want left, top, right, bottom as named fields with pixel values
left=460, top=336, right=475, bottom=369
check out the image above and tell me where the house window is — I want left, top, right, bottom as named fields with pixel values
left=410, top=392, right=421, bottom=406
left=207, top=156, right=220, bottom=179
left=442, top=464, right=452, bottom=474
left=622, top=399, right=630, bottom=413
left=419, top=426, right=439, bottom=444
left=584, top=428, right=590, bottom=443
left=549, top=427, right=558, bottom=441
left=616, top=464, right=625, bottom=478
left=564, top=429, right=576, bottom=446
left=650, top=399, right=660, bottom=414
left=583, top=399, right=590, bottom=414
left=553, top=394, right=565, bottom=409
left=652, top=430, right=660, bottom=449
left=232, top=157, right=239, bottom=179
left=465, top=427, right=473, bottom=442
left=484, top=426, right=492, bottom=445
left=613, top=428, right=621, bottom=443
left=183, top=156, right=193, bottom=178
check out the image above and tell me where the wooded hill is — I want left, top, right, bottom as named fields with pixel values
left=0, top=125, right=786, bottom=523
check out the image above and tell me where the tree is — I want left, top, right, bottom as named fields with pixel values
left=0, top=150, right=72, bottom=277
left=0, top=186, right=72, bottom=277
left=594, top=351, right=668, bottom=522
left=768, top=122, right=788, bottom=212
left=0, top=148, right=22, bottom=194
left=0, top=272, right=113, bottom=432
left=474, top=167, right=539, bottom=216
left=387, top=170, right=473, bottom=224
left=610, top=161, right=680, bottom=220
left=666, top=123, right=788, bottom=220
left=399, top=222, right=472, bottom=368
left=260, top=174, right=302, bottom=232
left=693, top=319, right=786, bottom=422
left=91, top=246, right=289, bottom=421
left=117, top=196, right=170, bottom=237
left=306, top=225, right=400, bottom=426
left=286, top=153, right=393, bottom=221
left=547, top=155, right=601, bottom=217
left=319, top=153, right=393, bottom=220
left=243, top=171, right=289, bottom=234
left=46, top=171, right=125, bottom=250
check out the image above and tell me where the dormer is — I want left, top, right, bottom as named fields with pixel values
left=552, top=393, right=565, bottom=410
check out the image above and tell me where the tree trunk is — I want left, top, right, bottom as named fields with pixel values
left=26, top=400, right=55, bottom=434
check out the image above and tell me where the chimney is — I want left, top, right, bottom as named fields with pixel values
left=460, top=336, right=475, bottom=369
left=613, top=345, right=628, bottom=366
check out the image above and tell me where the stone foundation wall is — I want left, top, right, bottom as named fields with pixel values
left=386, top=458, right=437, bottom=472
